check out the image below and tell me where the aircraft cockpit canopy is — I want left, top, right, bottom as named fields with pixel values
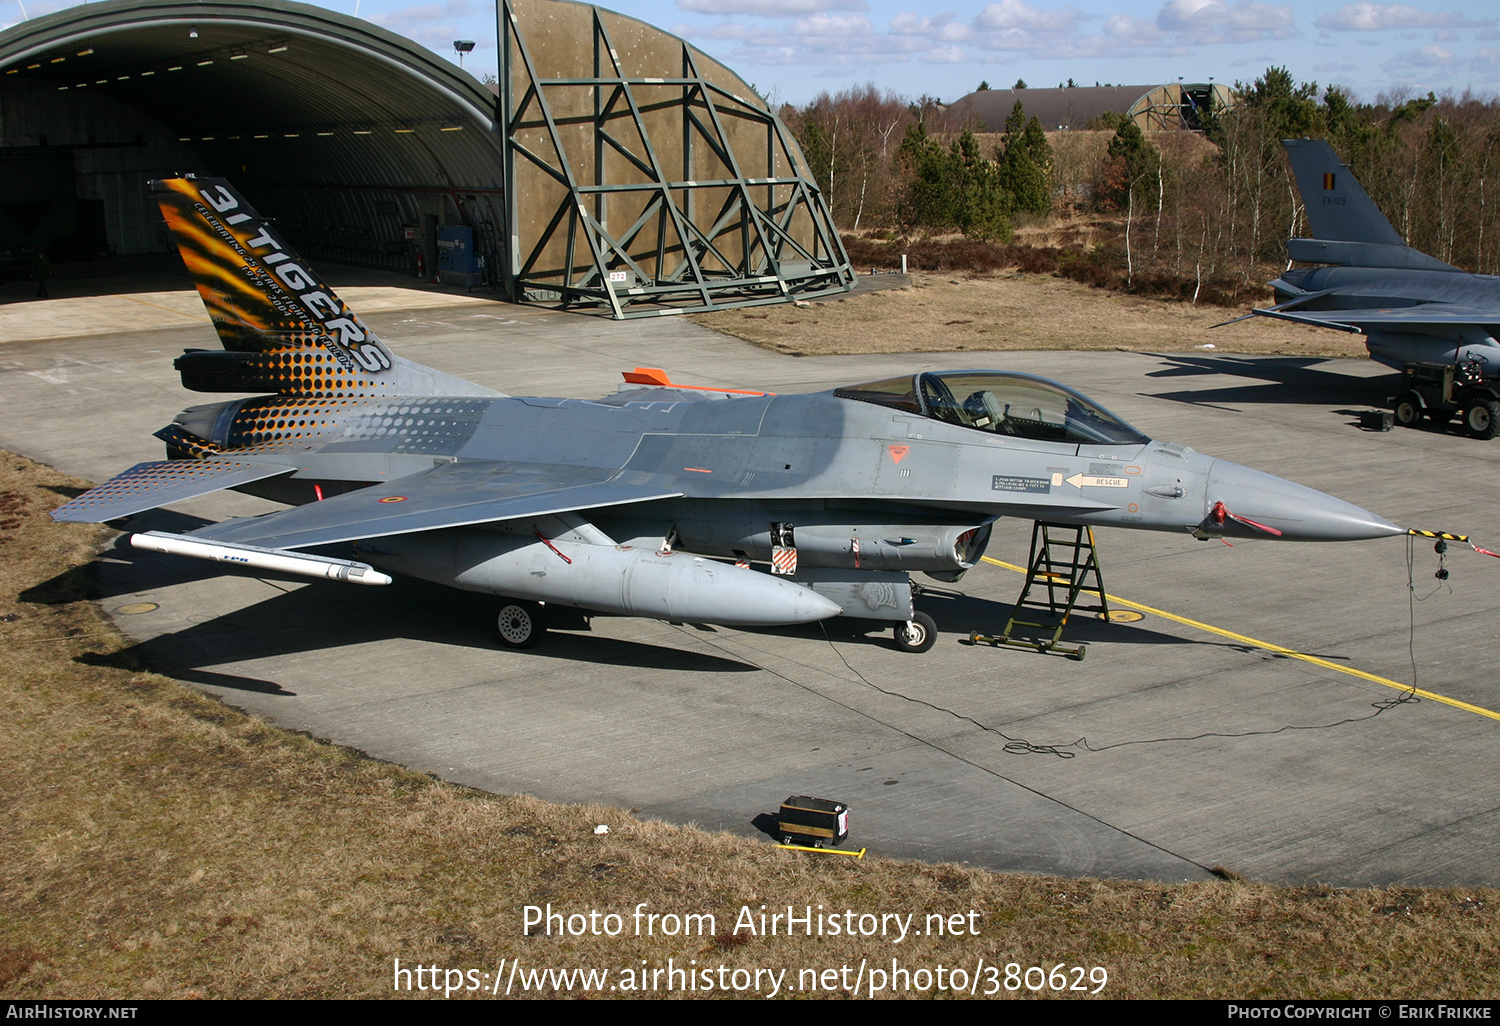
left=834, top=371, right=1151, bottom=446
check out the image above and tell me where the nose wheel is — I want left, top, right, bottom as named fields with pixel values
left=892, top=611, right=937, bottom=653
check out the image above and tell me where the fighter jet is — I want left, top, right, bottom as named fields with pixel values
left=51, top=177, right=1404, bottom=652
left=1246, top=138, right=1500, bottom=377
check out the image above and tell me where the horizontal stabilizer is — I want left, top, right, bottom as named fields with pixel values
left=187, top=460, right=683, bottom=550
left=51, top=459, right=294, bottom=523
left=1286, top=238, right=1458, bottom=272
left=130, top=531, right=392, bottom=585
left=1215, top=288, right=1338, bottom=328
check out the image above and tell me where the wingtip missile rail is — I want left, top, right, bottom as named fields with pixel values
left=130, top=531, right=393, bottom=585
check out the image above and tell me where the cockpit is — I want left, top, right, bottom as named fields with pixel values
left=833, top=371, right=1151, bottom=446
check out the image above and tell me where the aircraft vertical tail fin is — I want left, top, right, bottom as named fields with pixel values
left=1284, top=139, right=1405, bottom=246
left=1282, top=140, right=1459, bottom=271
left=153, top=177, right=501, bottom=398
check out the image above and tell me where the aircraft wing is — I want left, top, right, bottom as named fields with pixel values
left=1252, top=303, right=1500, bottom=331
left=52, top=459, right=295, bottom=523
left=1212, top=288, right=1338, bottom=328
left=184, top=460, right=683, bottom=550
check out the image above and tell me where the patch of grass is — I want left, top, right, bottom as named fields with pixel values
left=1, top=454, right=1495, bottom=999
left=692, top=274, right=1361, bottom=360
left=839, top=227, right=1264, bottom=309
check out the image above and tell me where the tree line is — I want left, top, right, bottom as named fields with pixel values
left=784, top=71, right=1500, bottom=295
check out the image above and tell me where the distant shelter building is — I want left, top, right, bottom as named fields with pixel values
left=950, top=82, right=1239, bottom=132
left=0, top=0, right=852, bottom=318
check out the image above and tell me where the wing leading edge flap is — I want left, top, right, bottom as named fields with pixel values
left=51, top=459, right=295, bottom=523
left=186, top=460, right=684, bottom=550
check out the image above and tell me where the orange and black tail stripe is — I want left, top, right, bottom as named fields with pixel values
left=153, top=177, right=399, bottom=398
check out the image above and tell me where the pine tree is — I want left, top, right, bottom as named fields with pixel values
left=1101, top=121, right=1159, bottom=212
left=996, top=101, right=1052, bottom=216
left=897, top=124, right=1013, bottom=239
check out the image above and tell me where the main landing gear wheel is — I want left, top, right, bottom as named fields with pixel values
left=1393, top=391, right=1423, bottom=428
left=496, top=601, right=546, bottom=648
left=1465, top=399, right=1500, bottom=440
left=892, top=611, right=937, bottom=653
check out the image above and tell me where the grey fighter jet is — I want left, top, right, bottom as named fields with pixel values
left=1246, top=138, right=1500, bottom=376
left=52, top=177, right=1404, bottom=652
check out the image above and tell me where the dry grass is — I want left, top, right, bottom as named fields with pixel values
left=2, top=454, right=1496, bottom=999
left=693, top=273, right=1366, bottom=360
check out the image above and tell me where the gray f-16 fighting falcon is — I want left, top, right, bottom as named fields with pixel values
left=1244, top=138, right=1500, bottom=377
left=52, top=178, right=1403, bottom=652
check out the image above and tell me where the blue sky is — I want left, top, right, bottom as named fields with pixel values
left=8, top=0, right=1500, bottom=106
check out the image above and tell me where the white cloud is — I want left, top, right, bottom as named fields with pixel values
left=1388, top=42, right=1456, bottom=66
left=1314, top=3, right=1483, bottom=31
left=369, top=0, right=480, bottom=28
left=724, top=43, right=802, bottom=65
left=700, top=9, right=969, bottom=67
left=679, top=20, right=780, bottom=41
left=791, top=12, right=873, bottom=36
left=974, top=0, right=1075, bottom=33
left=677, top=0, right=866, bottom=14
left=367, top=1, right=486, bottom=54
left=890, top=12, right=969, bottom=41
left=965, top=0, right=1080, bottom=52
left=1104, top=13, right=1167, bottom=43
left=923, top=44, right=968, bottom=62
left=1156, top=0, right=1294, bottom=40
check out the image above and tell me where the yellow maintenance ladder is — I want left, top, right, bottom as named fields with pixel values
left=970, top=522, right=1110, bottom=660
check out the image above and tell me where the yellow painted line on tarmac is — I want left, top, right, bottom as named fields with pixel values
left=981, top=556, right=1500, bottom=723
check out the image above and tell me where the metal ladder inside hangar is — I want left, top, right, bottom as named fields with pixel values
left=970, top=522, right=1111, bottom=660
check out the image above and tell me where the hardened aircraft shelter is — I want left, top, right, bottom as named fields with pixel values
left=0, top=0, right=852, bottom=316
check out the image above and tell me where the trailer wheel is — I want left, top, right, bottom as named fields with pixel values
left=893, top=611, right=937, bottom=653
left=496, top=601, right=546, bottom=648
left=1465, top=399, right=1500, bottom=440
left=1393, top=391, right=1423, bottom=427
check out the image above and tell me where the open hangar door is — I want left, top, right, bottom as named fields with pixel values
left=1, top=0, right=851, bottom=314
left=0, top=0, right=505, bottom=283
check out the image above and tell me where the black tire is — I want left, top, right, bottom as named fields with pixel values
left=892, top=611, right=937, bottom=653
left=1393, top=391, right=1423, bottom=428
left=1464, top=399, right=1500, bottom=440
left=496, top=600, right=546, bottom=648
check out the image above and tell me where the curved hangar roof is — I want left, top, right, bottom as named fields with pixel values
left=0, top=0, right=504, bottom=262
left=1, top=0, right=851, bottom=315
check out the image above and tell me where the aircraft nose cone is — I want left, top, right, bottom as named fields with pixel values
left=1206, top=460, right=1404, bottom=542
